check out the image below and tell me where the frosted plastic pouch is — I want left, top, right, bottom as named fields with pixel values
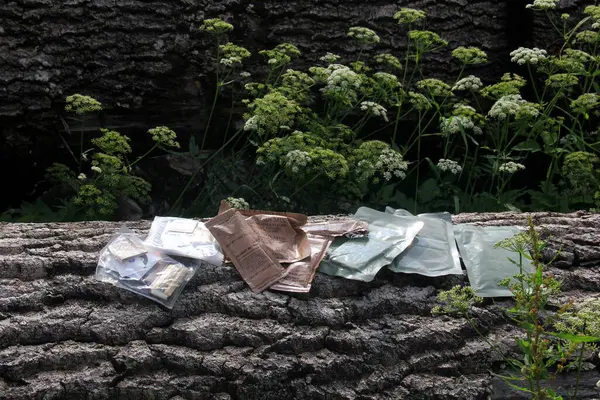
left=318, top=207, right=424, bottom=282
left=385, top=207, right=462, bottom=277
left=454, top=224, right=534, bottom=298
left=143, top=216, right=224, bottom=266
left=96, top=227, right=199, bottom=309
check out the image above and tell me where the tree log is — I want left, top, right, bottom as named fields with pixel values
left=1, top=212, right=599, bottom=399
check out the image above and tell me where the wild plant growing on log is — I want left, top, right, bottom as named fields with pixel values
left=18, top=95, right=180, bottom=221
left=434, top=217, right=600, bottom=399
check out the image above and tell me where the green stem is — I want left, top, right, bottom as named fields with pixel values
left=171, top=128, right=245, bottom=213
left=527, top=64, right=541, bottom=103
left=572, top=341, right=586, bottom=400
left=79, top=119, right=84, bottom=172
left=413, top=112, right=422, bottom=213
left=130, top=143, right=158, bottom=168
left=402, top=36, right=412, bottom=85
left=201, top=39, right=222, bottom=151
left=290, top=172, right=325, bottom=198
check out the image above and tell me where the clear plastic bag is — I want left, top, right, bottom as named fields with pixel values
left=96, top=227, right=199, bottom=309
left=143, top=217, right=224, bottom=266
left=318, top=207, right=424, bottom=282
left=385, top=207, right=462, bottom=277
left=453, top=224, right=533, bottom=298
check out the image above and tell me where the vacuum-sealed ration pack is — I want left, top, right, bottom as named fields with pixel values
left=385, top=207, right=462, bottom=277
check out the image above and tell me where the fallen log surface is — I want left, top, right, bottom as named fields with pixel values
left=1, top=211, right=599, bottom=400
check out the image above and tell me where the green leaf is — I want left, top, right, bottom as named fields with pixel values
left=424, top=157, right=440, bottom=180
left=547, top=331, right=600, bottom=343
left=453, top=195, right=460, bottom=214
left=512, top=140, right=540, bottom=152
left=417, top=178, right=440, bottom=204
left=504, top=203, right=521, bottom=212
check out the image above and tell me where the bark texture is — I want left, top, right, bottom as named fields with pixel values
left=1, top=211, right=600, bottom=399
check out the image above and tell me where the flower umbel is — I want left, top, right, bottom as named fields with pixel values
left=374, top=53, right=403, bottom=71
left=65, top=94, right=103, bottom=114
left=525, top=0, right=559, bottom=10
left=348, top=26, right=380, bottom=44
left=200, top=18, right=233, bottom=35
left=320, top=52, right=341, bottom=63
left=148, top=126, right=180, bottom=148
left=225, top=197, right=250, bottom=209
left=452, top=47, right=488, bottom=65
left=498, top=161, right=526, bottom=174
left=440, top=116, right=474, bottom=136
left=393, top=8, right=426, bottom=25
left=510, top=47, right=547, bottom=65
left=219, top=43, right=251, bottom=67
left=283, top=150, right=312, bottom=174
left=453, top=75, right=483, bottom=92
left=437, top=159, right=462, bottom=175
left=360, top=101, right=389, bottom=121
left=488, top=94, right=540, bottom=120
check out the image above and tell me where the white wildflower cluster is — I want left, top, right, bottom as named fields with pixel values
left=526, top=0, right=559, bottom=10
left=437, top=159, right=462, bottom=175
left=498, top=162, right=526, bottom=173
left=219, top=43, right=251, bottom=68
left=225, top=197, right=250, bottom=209
left=373, top=72, right=400, bottom=89
left=321, top=65, right=362, bottom=100
left=408, top=91, right=432, bottom=111
left=356, top=159, right=376, bottom=182
left=452, top=75, right=483, bottom=92
left=320, top=52, right=341, bottom=63
left=375, top=148, right=408, bottom=181
left=348, top=27, right=380, bottom=44
left=360, top=101, right=389, bottom=121
left=440, top=116, right=474, bottom=135
left=283, top=150, right=312, bottom=174
left=240, top=71, right=251, bottom=78
left=78, top=173, right=87, bottom=180
left=488, top=94, right=540, bottom=120
left=244, top=115, right=259, bottom=131
left=510, top=47, right=547, bottom=65
left=91, top=166, right=102, bottom=174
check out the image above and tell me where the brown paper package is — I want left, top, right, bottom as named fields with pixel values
left=205, top=208, right=287, bottom=293
left=218, top=200, right=311, bottom=263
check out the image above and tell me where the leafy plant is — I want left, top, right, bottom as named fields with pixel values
left=433, top=217, right=600, bottom=399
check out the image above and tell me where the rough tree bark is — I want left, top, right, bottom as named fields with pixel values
left=1, top=211, right=599, bottom=399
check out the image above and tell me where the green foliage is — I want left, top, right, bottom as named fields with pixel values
left=9, top=4, right=600, bottom=220
left=434, top=218, right=600, bottom=399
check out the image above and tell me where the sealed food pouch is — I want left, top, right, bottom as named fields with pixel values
left=143, top=216, right=224, bottom=266
left=318, top=207, right=424, bottom=282
left=205, top=208, right=287, bottom=293
left=96, top=227, right=199, bottom=309
left=454, top=224, right=534, bottom=297
left=218, top=200, right=311, bottom=263
left=270, top=234, right=333, bottom=293
left=385, top=207, right=462, bottom=277
left=302, top=219, right=369, bottom=238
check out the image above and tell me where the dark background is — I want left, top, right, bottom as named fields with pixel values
left=0, top=0, right=590, bottom=212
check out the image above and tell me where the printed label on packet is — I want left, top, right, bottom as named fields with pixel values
left=205, top=208, right=287, bottom=293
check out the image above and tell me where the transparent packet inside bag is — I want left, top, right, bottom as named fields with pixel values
left=96, top=227, right=199, bottom=309
left=143, top=216, right=224, bottom=267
